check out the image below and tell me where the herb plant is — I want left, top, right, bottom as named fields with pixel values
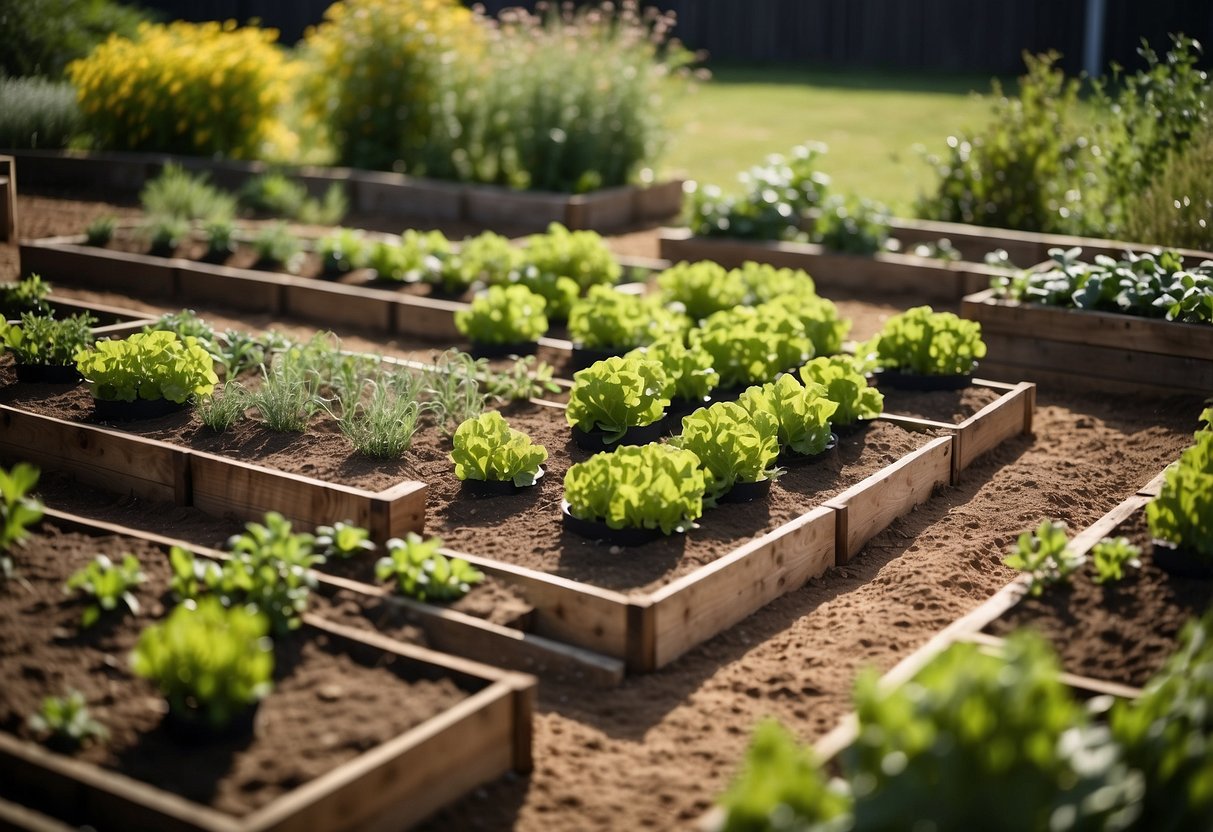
left=564, top=444, right=706, bottom=535
left=202, top=217, right=236, bottom=261
left=423, top=350, right=491, bottom=437
left=144, top=214, right=189, bottom=255
left=566, top=355, right=670, bottom=442
left=484, top=355, right=562, bottom=402
left=1, top=463, right=44, bottom=582
left=75, top=331, right=218, bottom=404
left=1090, top=536, right=1143, bottom=584
left=196, top=382, right=247, bottom=433
left=656, top=261, right=745, bottom=322
left=864, top=306, right=986, bottom=377
left=671, top=401, right=780, bottom=504
left=375, top=533, right=484, bottom=603
left=568, top=285, right=686, bottom=351
left=335, top=376, right=424, bottom=459
left=450, top=411, right=548, bottom=486
left=813, top=195, right=890, bottom=254
left=64, top=553, right=145, bottom=628
left=1004, top=519, right=1081, bottom=595
left=625, top=337, right=720, bottom=403
left=2, top=312, right=94, bottom=366
left=1147, top=431, right=1213, bottom=561
left=317, top=228, right=369, bottom=275
left=799, top=356, right=884, bottom=427
left=130, top=596, right=274, bottom=730
left=314, top=522, right=375, bottom=560
left=239, top=173, right=347, bottom=225
left=246, top=355, right=320, bottom=432
left=252, top=222, right=303, bottom=272
left=455, top=285, right=549, bottom=346
left=138, top=164, right=236, bottom=223
left=215, top=512, right=322, bottom=633
left=27, top=691, right=108, bottom=750
left=738, top=375, right=839, bottom=456
left=0, top=274, right=52, bottom=317
left=84, top=215, right=115, bottom=246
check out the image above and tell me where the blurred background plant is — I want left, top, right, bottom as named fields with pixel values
left=0, top=76, right=81, bottom=149
left=0, top=0, right=148, bottom=79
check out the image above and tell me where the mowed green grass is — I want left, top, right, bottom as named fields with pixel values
left=659, top=65, right=1010, bottom=214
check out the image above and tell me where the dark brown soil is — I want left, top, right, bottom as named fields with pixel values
left=0, top=523, right=467, bottom=818
left=984, top=510, right=1213, bottom=687
left=880, top=385, right=1003, bottom=423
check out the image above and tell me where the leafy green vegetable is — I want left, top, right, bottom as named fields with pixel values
left=455, top=285, right=549, bottom=345
left=799, top=356, right=884, bottom=426
left=568, top=285, right=687, bottom=350
left=1090, top=536, right=1142, bottom=584
left=314, top=521, right=375, bottom=560
left=671, top=401, right=780, bottom=504
left=144, top=213, right=189, bottom=254
left=130, top=597, right=274, bottom=730
left=484, top=355, right=562, bottom=402
left=27, top=690, right=108, bottom=750
left=85, top=215, right=115, bottom=246
left=2, top=312, right=94, bottom=366
left=368, top=229, right=450, bottom=283
left=217, top=512, right=322, bottom=634
left=564, top=443, right=705, bottom=535
left=1004, top=519, right=1081, bottom=595
left=766, top=293, right=851, bottom=357
left=0, top=273, right=51, bottom=317
left=625, top=336, right=719, bottom=402
left=565, top=355, right=671, bottom=442
left=251, top=221, right=303, bottom=271
left=1, top=463, right=44, bottom=582
left=735, top=261, right=817, bottom=302
left=75, top=330, right=218, bottom=404
left=738, top=374, right=838, bottom=456
left=316, top=228, right=369, bottom=275
left=450, top=411, right=548, bottom=486
left=863, top=305, right=986, bottom=376
left=656, top=260, right=745, bottom=321
left=498, top=267, right=582, bottom=320
left=64, top=553, right=145, bottom=629
left=1147, top=430, right=1213, bottom=560
left=434, top=231, right=519, bottom=294
left=692, top=304, right=814, bottom=389
left=519, top=222, right=620, bottom=293
left=375, top=532, right=484, bottom=603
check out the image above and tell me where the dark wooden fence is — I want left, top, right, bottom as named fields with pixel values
left=136, top=0, right=1213, bottom=75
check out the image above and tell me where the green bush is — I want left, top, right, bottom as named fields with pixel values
left=1122, top=122, right=1213, bottom=251
left=0, top=0, right=147, bottom=79
left=0, top=77, right=80, bottom=150
left=814, top=195, right=890, bottom=254
left=2, top=312, right=94, bottom=367
left=139, top=164, right=236, bottom=223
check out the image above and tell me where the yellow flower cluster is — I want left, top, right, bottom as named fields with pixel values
left=68, top=20, right=296, bottom=159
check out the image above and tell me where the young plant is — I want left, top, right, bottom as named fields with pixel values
left=1, top=462, right=44, bottom=582
left=738, top=374, right=839, bottom=456
left=217, top=512, right=321, bottom=633
left=813, top=194, right=890, bottom=254
left=484, top=355, right=562, bottom=402
left=130, top=596, right=274, bottom=730
left=196, top=382, right=247, bottom=432
left=75, top=330, right=218, bottom=404
left=450, top=411, right=548, bottom=486
left=863, top=306, right=987, bottom=376
left=246, top=355, right=319, bottom=432
left=656, top=260, right=745, bottom=321
left=202, top=217, right=236, bottom=260
left=1004, top=519, right=1081, bottom=595
left=565, top=355, right=671, bottom=442
left=314, top=522, right=375, bottom=560
left=563, top=444, right=706, bottom=534
left=455, top=285, right=549, bottom=345
left=626, top=337, right=720, bottom=403
left=505, top=266, right=582, bottom=320
left=335, top=376, right=424, bottom=459
left=375, top=532, right=484, bottom=603
left=736, top=261, right=817, bottom=303
left=692, top=304, right=814, bottom=389
left=423, top=350, right=491, bottom=437
left=316, top=228, right=368, bottom=275
left=27, top=691, right=108, bottom=750
left=240, top=173, right=347, bottom=226
left=1090, top=536, right=1142, bottom=584
left=520, top=223, right=621, bottom=293
left=367, top=230, right=450, bottom=282
left=671, top=402, right=780, bottom=504
left=139, top=164, right=236, bottom=223
left=84, top=215, right=115, bottom=246
left=433, top=231, right=519, bottom=294
left=2, top=312, right=94, bottom=366
left=252, top=222, right=303, bottom=272
left=1146, top=431, right=1213, bottom=561
left=568, top=285, right=687, bottom=351
left=799, top=356, right=884, bottom=426
left=767, top=292, right=851, bottom=357
left=144, top=213, right=190, bottom=255
left=0, top=273, right=51, bottom=317
left=64, top=553, right=145, bottom=628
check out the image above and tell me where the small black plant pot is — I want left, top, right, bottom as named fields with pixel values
left=163, top=701, right=260, bottom=744
left=469, top=341, right=539, bottom=360
left=14, top=363, right=82, bottom=385
left=462, top=467, right=545, bottom=497
left=873, top=368, right=973, bottom=391
left=833, top=418, right=875, bottom=437
left=571, top=344, right=626, bottom=372
left=572, top=419, right=665, bottom=452
left=94, top=397, right=189, bottom=422
left=719, top=477, right=772, bottom=504
left=561, top=501, right=664, bottom=546
left=1151, top=539, right=1213, bottom=579
left=778, top=433, right=839, bottom=465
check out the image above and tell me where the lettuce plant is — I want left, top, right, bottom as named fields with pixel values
left=671, top=401, right=780, bottom=504
left=375, top=532, right=484, bottom=603
left=130, top=596, right=274, bottom=730
left=767, top=293, right=851, bottom=356
left=434, top=231, right=519, bottom=294
left=497, top=266, right=582, bottom=320
left=565, top=355, right=671, bottom=441
left=64, top=553, right=145, bottom=629
left=1, top=463, right=43, bottom=582
left=736, top=261, right=817, bottom=302
left=626, top=336, right=720, bottom=403
left=316, top=228, right=369, bottom=274
left=656, top=260, right=745, bottom=321
left=568, top=285, right=687, bottom=351
left=75, top=330, right=218, bottom=404
left=799, top=356, right=884, bottom=426
left=450, top=411, right=548, bottom=486
left=455, top=285, right=549, bottom=345
left=693, top=304, right=814, bottom=389
left=1147, top=431, right=1213, bottom=561
left=1090, top=536, right=1142, bottom=584
left=1003, top=519, right=1081, bottom=595
left=2, top=312, right=94, bottom=366
left=863, top=306, right=987, bottom=376
left=0, top=273, right=51, bottom=317
left=520, top=223, right=620, bottom=293
left=314, top=521, right=376, bottom=560
left=738, top=374, right=838, bottom=456
left=27, top=690, right=108, bottom=750
left=563, top=444, right=705, bottom=534
left=368, top=229, right=450, bottom=283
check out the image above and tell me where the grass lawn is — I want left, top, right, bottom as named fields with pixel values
left=659, top=65, right=1010, bottom=214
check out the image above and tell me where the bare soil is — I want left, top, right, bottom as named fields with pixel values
left=5, top=192, right=1210, bottom=831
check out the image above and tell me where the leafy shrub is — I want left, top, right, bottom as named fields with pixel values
left=368, top=230, right=451, bottom=283
left=1090, top=536, right=1142, bottom=584
left=566, top=355, right=670, bottom=441
left=434, top=231, right=518, bottom=294
left=568, top=285, right=687, bottom=350
left=520, top=223, right=621, bottom=294
left=239, top=173, right=347, bottom=226
left=0, top=0, right=146, bottom=79
left=456, top=285, right=549, bottom=345
left=1121, top=122, right=1213, bottom=251
left=84, top=215, right=115, bottom=246
left=314, top=522, right=375, bottom=560
left=1004, top=519, right=1081, bottom=595
left=75, top=331, right=218, bottom=404
left=1147, top=430, right=1213, bottom=560
left=27, top=690, right=108, bottom=750
left=814, top=195, right=890, bottom=254
left=864, top=306, right=986, bottom=376
left=316, top=228, right=369, bottom=275
left=69, top=20, right=295, bottom=159
left=139, top=165, right=236, bottom=223
left=656, top=261, right=745, bottom=322
left=450, top=411, right=548, bottom=486
left=64, top=552, right=144, bottom=628
left=2, top=312, right=94, bottom=366
left=130, top=596, right=274, bottom=730
left=738, top=374, right=838, bottom=456
left=0, top=76, right=80, bottom=149
left=671, top=401, right=780, bottom=504
left=375, top=532, right=484, bottom=603
left=0, top=274, right=52, bottom=318
left=625, top=336, right=719, bottom=402
left=300, top=0, right=481, bottom=171
left=252, top=222, right=303, bottom=271
left=692, top=304, right=813, bottom=389
left=564, top=443, right=705, bottom=534
left=1, top=463, right=44, bottom=582
left=799, top=356, right=884, bottom=426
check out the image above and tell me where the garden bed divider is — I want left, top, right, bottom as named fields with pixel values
left=0, top=154, right=16, bottom=242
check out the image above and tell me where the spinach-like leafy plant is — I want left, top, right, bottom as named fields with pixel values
left=2, top=312, right=94, bottom=366
left=564, top=444, right=705, bottom=534
left=568, top=285, right=687, bottom=351
left=27, top=691, right=108, bottom=750
left=1090, top=536, right=1142, bottom=584
left=75, top=330, right=218, bottom=403
left=1146, top=430, right=1213, bottom=561
left=656, top=260, right=745, bottom=321
left=625, top=337, right=720, bottom=402
left=1, top=463, right=43, bottom=582
left=314, top=521, right=375, bottom=560
left=738, top=374, right=838, bottom=456
left=455, top=285, right=549, bottom=345
left=450, top=411, right=548, bottom=486
left=64, top=553, right=145, bottom=628
left=799, top=356, right=884, bottom=426
left=130, top=597, right=274, bottom=730
left=218, top=512, right=321, bottom=633
left=864, top=305, right=986, bottom=376
left=375, top=533, right=484, bottom=603
left=1004, top=519, right=1081, bottom=595
left=565, top=355, right=670, bottom=442
left=671, top=401, right=780, bottom=504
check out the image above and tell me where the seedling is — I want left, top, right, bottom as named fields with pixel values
left=485, top=355, right=562, bottom=402
left=2, top=312, right=95, bottom=367
left=1090, top=536, right=1142, bottom=584
left=1, top=462, right=44, bottom=581
left=27, top=691, right=108, bottom=750
left=375, top=532, right=484, bottom=603
left=314, top=522, right=376, bottom=559
left=1004, top=519, right=1081, bottom=595
left=84, top=215, right=115, bottom=246
left=64, top=553, right=145, bottom=628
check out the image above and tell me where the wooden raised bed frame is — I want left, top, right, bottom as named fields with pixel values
left=961, top=288, right=1213, bottom=394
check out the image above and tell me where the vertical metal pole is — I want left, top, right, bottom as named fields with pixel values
left=1084, top=0, right=1107, bottom=76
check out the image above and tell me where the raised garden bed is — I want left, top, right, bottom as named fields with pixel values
left=0, top=512, right=535, bottom=832
left=0, top=154, right=16, bottom=242
left=961, top=288, right=1213, bottom=394
left=657, top=227, right=1003, bottom=303
left=5, top=148, right=684, bottom=233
